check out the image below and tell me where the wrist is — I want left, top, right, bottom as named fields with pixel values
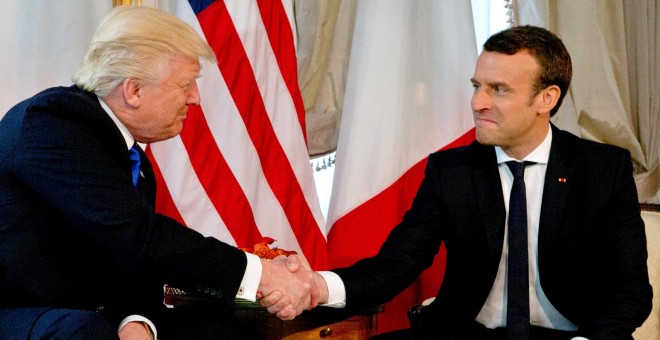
left=314, top=272, right=329, bottom=304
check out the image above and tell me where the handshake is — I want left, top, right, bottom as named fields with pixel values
left=256, top=255, right=329, bottom=320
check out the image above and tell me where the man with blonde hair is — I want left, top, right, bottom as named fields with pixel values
left=0, top=6, right=315, bottom=339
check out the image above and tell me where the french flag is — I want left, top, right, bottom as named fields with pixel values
left=325, top=1, right=477, bottom=333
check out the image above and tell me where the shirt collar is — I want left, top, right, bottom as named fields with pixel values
left=495, top=125, right=552, bottom=165
left=97, top=96, right=136, bottom=150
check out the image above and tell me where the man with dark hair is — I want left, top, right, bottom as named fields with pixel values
left=266, top=25, right=652, bottom=339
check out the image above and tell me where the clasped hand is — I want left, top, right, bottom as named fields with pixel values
left=257, top=255, right=326, bottom=320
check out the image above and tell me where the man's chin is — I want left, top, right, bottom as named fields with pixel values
left=475, top=131, right=495, bottom=146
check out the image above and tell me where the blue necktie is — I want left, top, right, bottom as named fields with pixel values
left=129, top=144, right=141, bottom=187
left=506, top=161, right=531, bottom=340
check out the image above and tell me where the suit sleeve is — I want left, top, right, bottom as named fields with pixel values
left=577, top=149, right=652, bottom=339
left=332, top=156, right=446, bottom=310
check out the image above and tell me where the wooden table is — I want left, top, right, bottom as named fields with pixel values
left=165, top=286, right=382, bottom=339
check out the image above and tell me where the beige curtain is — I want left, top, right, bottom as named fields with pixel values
left=515, top=0, right=660, bottom=203
left=623, top=1, right=660, bottom=203
left=295, top=0, right=357, bottom=157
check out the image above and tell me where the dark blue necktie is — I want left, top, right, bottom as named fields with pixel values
left=129, top=144, right=141, bottom=187
left=506, top=161, right=531, bottom=340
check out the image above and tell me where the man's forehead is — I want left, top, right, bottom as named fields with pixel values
left=473, top=51, right=538, bottom=80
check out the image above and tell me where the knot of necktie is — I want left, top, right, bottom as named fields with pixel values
left=129, top=144, right=141, bottom=187
left=505, top=161, right=533, bottom=180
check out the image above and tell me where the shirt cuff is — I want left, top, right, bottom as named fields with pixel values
left=318, top=271, right=346, bottom=308
left=118, top=315, right=156, bottom=340
left=235, top=252, right=261, bottom=302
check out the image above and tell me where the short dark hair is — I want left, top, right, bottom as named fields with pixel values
left=483, top=25, right=572, bottom=116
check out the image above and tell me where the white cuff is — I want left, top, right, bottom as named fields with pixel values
left=318, top=271, right=346, bottom=308
left=118, top=315, right=156, bottom=340
left=235, top=252, right=261, bottom=302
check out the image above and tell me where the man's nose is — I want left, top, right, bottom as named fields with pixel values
left=188, top=82, right=201, bottom=105
left=471, top=88, right=490, bottom=112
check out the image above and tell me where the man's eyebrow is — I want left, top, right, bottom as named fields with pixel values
left=488, top=81, right=508, bottom=88
left=471, top=79, right=510, bottom=88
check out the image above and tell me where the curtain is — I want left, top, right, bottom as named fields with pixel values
left=295, top=0, right=358, bottom=156
left=517, top=0, right=660, bottom=203
left=0, top=2, right=113, bottom=117
left=623, top=1, right=660, bottom=203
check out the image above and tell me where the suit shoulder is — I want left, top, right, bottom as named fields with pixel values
left=556, top=128, right=630, bottom=161
left=428, top=144, right=470, bottom=163
left=29, top=86, right=98, bottom=111
left=427, top=140, right=490, bottom=166
left=4, top=86, right=98, bottom=121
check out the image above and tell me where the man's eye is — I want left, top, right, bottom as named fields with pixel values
left=495, top=86, right=507, bottom=95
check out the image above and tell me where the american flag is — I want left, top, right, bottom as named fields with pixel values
left=147, top=0, right=328, bottom=269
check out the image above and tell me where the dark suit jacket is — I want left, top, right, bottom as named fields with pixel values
left=0, top=86, right=247, bottom=326
left=333, top=125, right=652, bottom=339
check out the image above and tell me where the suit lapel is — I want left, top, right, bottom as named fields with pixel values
left=539, top=126, right=574, bottom=248
left=471, top=143, right=507, bottom=255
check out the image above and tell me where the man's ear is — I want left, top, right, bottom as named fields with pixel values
left=537, top=85, right=561, bottom=115
left=122, top=78, right=141, bottom=109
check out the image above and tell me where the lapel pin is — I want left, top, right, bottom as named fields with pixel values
left=558, top=178, right=566, bottom=183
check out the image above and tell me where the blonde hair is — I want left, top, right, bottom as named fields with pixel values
left=73, top=6, right=216, bottom=97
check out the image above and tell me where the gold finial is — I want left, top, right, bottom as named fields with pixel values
left=113, top=0, right=142, bottom=6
